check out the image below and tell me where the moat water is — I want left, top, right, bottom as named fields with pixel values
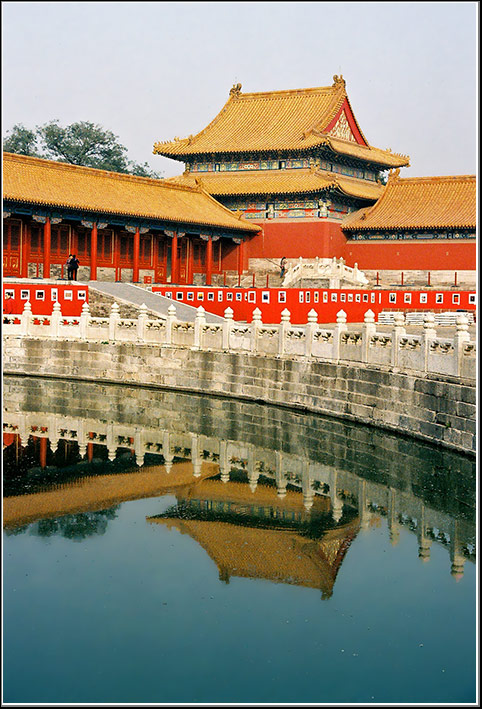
left=2, top=375, right=477, bottom=704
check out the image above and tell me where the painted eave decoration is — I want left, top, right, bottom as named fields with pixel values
left=166, top=168, right=384, bottom=202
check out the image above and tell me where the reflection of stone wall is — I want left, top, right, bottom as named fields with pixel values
left=3, top=375, right=476, bottom=578
left=4, top=376, right=475, bottom=491
left=3, top=334, right=476, bottom=455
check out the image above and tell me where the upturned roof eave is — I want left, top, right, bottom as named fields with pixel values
left=172, top=170, right=384, bottom=202
left=153, top=139, right=409, bottom=169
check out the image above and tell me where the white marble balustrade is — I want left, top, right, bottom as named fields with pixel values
left=2, top=299, right=476, bottom=379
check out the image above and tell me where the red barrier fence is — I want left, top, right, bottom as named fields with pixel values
left=152, top=286, right=476, bottom=324
left=3, top=283, right=89, bottom=316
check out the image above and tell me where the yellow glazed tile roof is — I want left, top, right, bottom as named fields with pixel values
left=153, top=78, right=409, bottom=169
left=166, top=168, right=384, bottom=201
left=2, top=152, right=260, bottom=233
left=342, top=172, right=476, bottom=231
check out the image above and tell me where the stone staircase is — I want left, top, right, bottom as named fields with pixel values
left=88, top=281, right=225, bottom=322
left=214, top=264, right=477, bottom=291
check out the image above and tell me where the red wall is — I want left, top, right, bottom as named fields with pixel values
left=3, top=283, right=89, bottom=316
left=245, top=220, right=347, bottom=260
left=345, top=240, right=476, bottom=270
left=235, top=219, right=476, bottom=271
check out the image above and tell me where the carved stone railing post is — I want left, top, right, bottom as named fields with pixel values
left=219, top=439, right=230, bottom=483
left=191, top=433, right=202, bottom=477
left=50, top=301, right=62, bottom=338
left=165, top=304, right=177, bottom=345
left=333, top=309, right=348, bottom=360
left=278, top=308, right=291, bottom=356
left=109, top=302, right=120, bottom=341
left=391, top=312, right=406, bottom=367
left=422, top=312, right=437, bottom=372
left=454, top=314, right=471, bottom=376
left=222, top=307, right=234, bottom=350
left=304, top=309, right=318, bottom=357
left=361, top=309, right=377, bottom=362
left=79, top=301, right=91, bottom=340
left=106, top=423, right=117, bottom=461
left=134, top=428, right=144, bottom=467
left=136, top=303, right=148, bottom=342
left=21, top=300, right=33, bottom=336
left=302, top=462, right=314, bottom=511
left=194, top=306, right=206, bottom=349
left=77, top=420, right=87, bottom=459
left=275, top=451, right=287, bottom=498
left=250, top=307, right=262, bottom=353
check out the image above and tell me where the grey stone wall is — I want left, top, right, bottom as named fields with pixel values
left=3, top=337, right=476, bottom=455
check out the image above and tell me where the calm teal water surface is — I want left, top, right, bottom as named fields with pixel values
left=2, top=376, right=477, bottom=704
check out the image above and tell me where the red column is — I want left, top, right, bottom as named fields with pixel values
left=40, top=437, right=48, bottom=469
left=133, top=227, right=140, bottom=282
left=43, top=217, right=51, bottom=279
left=90, top=223, right=98, bottom=280
left=187, top=238, right=194, bottom=284
left=238, top=239, right=245, bottom=277
left=21, top=220, right=29, bottom=278
left=114, top=228, right=121, bottom=281
left=206, top=236, right=213, bottom=286
left=171, top=232, right=178, bottom=284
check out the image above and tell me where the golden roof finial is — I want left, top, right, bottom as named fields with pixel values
left=332, top=74, right=346, bottom=88
left=229, top=83, right=242, bottom=97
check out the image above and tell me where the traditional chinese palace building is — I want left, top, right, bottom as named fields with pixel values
left=154, top=77, right=476, bottom=272
left=3, top=77, right=476, bottom=283
left=2, top=152, right=259, bottom=284
left=342, top=171, right=476, bottom=270
left=154, top=76, right=410, bottom=261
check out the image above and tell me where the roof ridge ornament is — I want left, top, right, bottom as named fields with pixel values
left=332, top=74, right=346, bottom=88
left=229, top=83, right=242, bottom=97
left=388, top=168, right=401, bottom=182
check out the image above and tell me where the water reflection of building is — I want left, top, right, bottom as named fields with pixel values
left=148, top=474, right=360, bottom=599
left=3, top=377, right=476, bottom=587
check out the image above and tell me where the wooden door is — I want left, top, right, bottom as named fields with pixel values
left=154, top=237, right=170, bottom=283
left=3, top=219, right=22, bottom=276
left=177, top=238, right=190, bottom=284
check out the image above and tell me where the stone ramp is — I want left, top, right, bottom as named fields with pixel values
left=88, top=281, right=226, bottom=323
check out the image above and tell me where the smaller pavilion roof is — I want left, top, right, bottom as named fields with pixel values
left=342, top=171, right=476, bottom=231
left=166, top=167, right=384, bottom=202
left=3, top=152, right=260, bottom=234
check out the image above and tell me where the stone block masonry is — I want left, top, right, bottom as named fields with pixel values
left=3, top=336, right=476, bottom=456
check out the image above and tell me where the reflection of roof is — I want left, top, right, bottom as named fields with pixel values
left=3, top=462, right=217, bottom=529
left=181, top=478, right=331, bottom=511
left=153, top=79, right=409, bottom=169
left=343, top=173, right=476, bottom=231
left=166, top=169, right=383, bottom=201
left=147, top=477, right=360, bottom=597
left=149, top=515, right=359, bottom=597
left=3, top=152, right=260, bottom=234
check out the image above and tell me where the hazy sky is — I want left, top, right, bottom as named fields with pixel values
left=2, top=1, right=478, bottom=179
